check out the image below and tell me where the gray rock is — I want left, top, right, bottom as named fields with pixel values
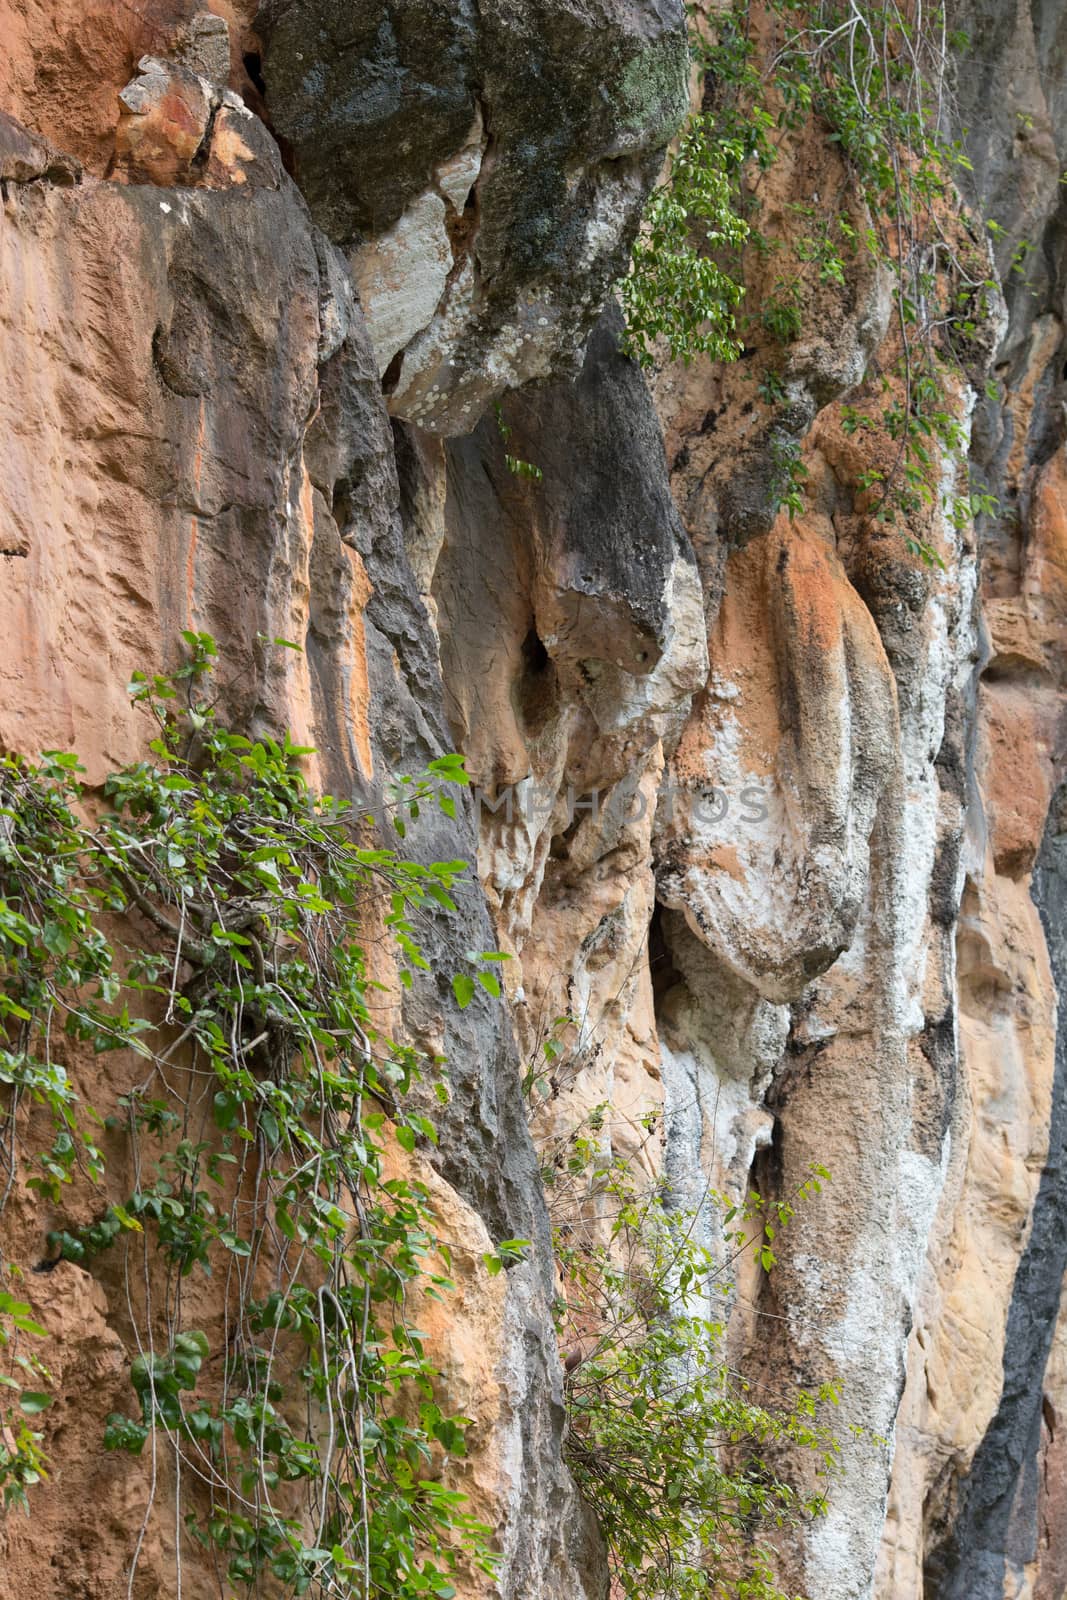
left=429, top=301, right=706, bottom=802
left=0, top=108, right=81, bottom=185
left=305, top=218, right=609, bottom=1600
left=173, top=11, right=232, bottom=85
left=255, top=0, right=689, bottom=430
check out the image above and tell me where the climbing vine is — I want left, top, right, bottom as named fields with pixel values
left=620, top=0, right=1000, bottom=560
left=0, top=634, right=506, bottom=1598
left=1, top=638, right=855, bottom=1599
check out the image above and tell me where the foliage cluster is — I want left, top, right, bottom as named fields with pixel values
left=0, top=634, right=504, bottom=1598
left=1, top=636, right=848, bottom=1600
left=620, top=0, right=1000, bottom=559
left=532, top=1049, right=839, bottom=1600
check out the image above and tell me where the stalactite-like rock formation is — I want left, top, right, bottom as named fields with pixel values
left=3, top=4, right=1067, bottom=1598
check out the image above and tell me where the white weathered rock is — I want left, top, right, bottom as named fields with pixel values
left=352, top=191, right=453, bottom=377
left=435, top=108, right=484, bottom=214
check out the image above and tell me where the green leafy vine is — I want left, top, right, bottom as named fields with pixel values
left=620, top=0, right=1000, bottom=556
left=0, top=634, right=506, bottom=1598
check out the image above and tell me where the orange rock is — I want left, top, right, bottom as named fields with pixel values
left=114, top=57, right=212, bottom=186
left=979, top=685, right=1056, bottom=877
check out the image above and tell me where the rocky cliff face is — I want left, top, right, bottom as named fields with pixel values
left=2, top=3, right=1067, bottom=1598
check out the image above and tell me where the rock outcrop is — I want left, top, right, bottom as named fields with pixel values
left=3, top=3, right=1067, bottom=1599
left=256, top=0, right=689, bottom=428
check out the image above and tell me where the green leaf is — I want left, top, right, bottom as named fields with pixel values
left=219, top=1231, right=251, bottom=1258
left=0, top=1294, right=46, bottom=1338
left=213, top=1092, right=240, bottom=1132
left=259, top=1108, right=280, bottom=1148
left=18, top=1392, right=51, bottom=1414
left=451, top=974, right=475, bottom=1010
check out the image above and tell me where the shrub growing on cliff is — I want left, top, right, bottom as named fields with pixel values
left=544, top=1106, right=838, bottom=1600
left=620, top=1, right=998, bottom=552
left=620, top=109, right=751, bottom=367
left=0, top=634, right=505, bottom=1598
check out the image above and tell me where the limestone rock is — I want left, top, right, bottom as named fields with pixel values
left=114, top=55, right=283, bottom=190
left=428, top=304, right=707, bottom=953
left=115, top=55, right=214, bottom=186
left=5, top=2, right=1067, bottom=1599
left=255, top=0, right=690, bottom=429
left=656, top=514, right=899, bottom=1001
left=0, top=57, right=595, bottom=1596
left=172, top=9, right=232, bottom=84
left=0, top=109, right=81, bottom=185
left=353, top=192, right=454, bottom=377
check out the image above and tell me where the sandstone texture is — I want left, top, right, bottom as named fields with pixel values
left=3, top=2, right=1067, bottom=1599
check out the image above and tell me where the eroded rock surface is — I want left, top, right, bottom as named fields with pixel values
left=4, top=2, right=1067, bottom=1598
left=0, top=9, right=605, bottom=1594
left=256, top=0, right=689, bottom=429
